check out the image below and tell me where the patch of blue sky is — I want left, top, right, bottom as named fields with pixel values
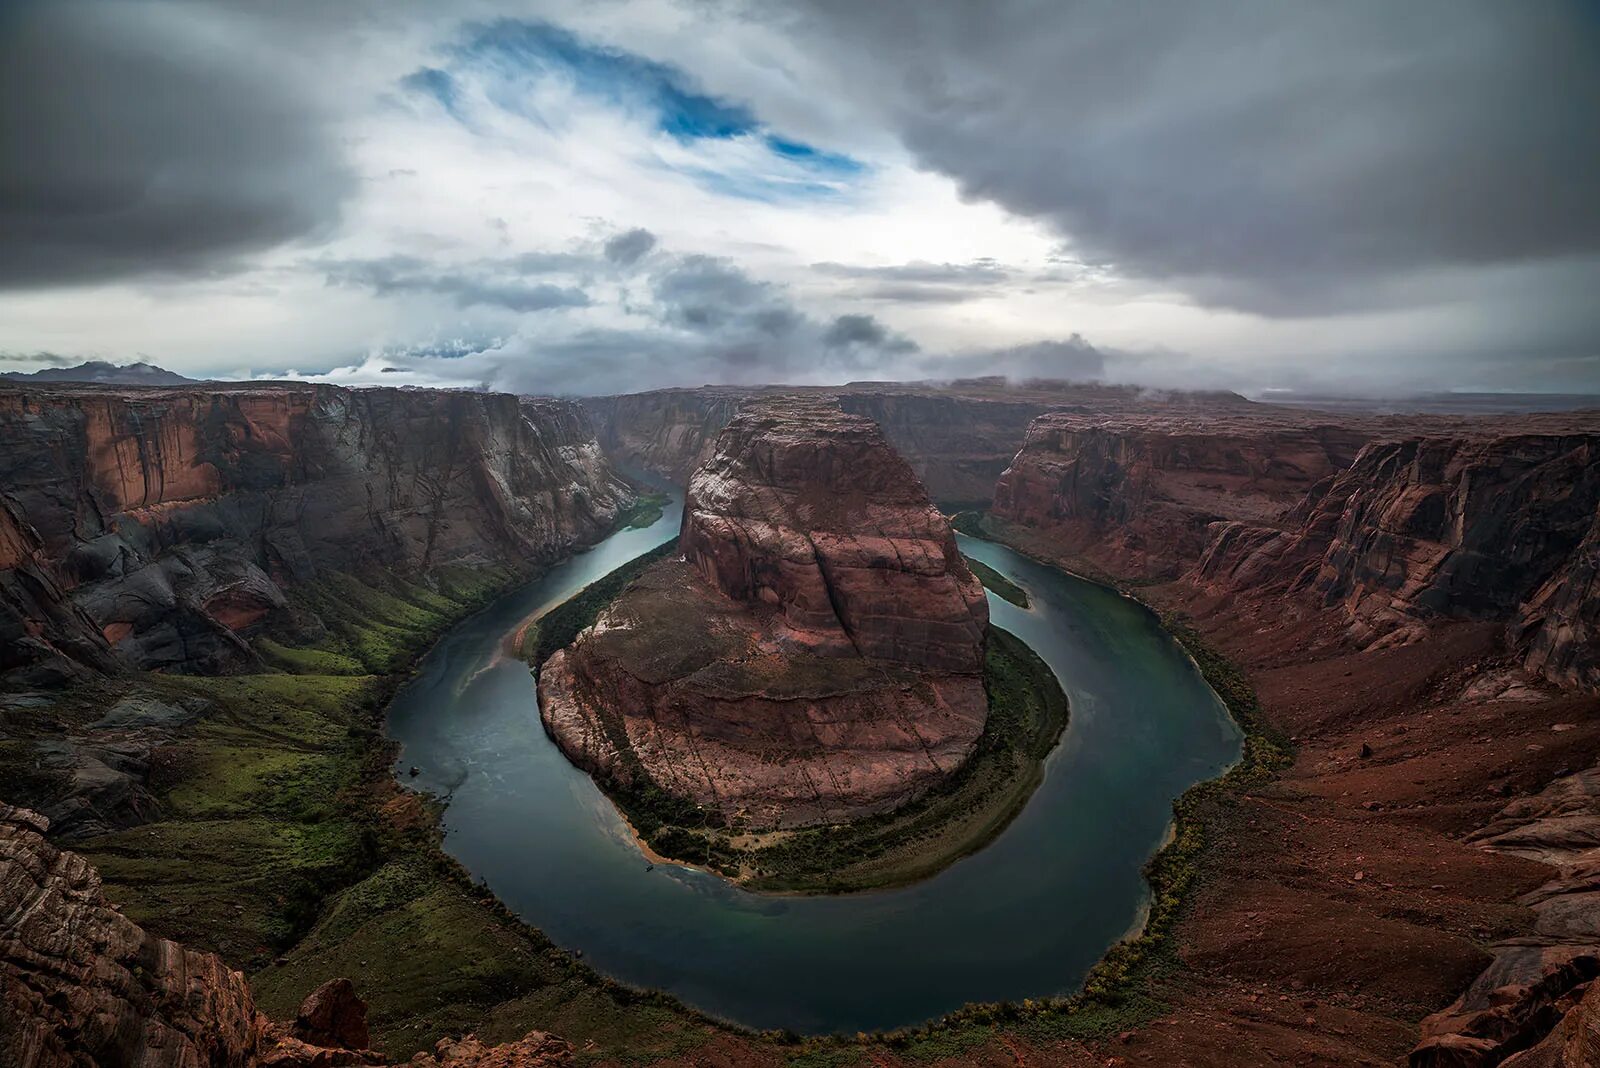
left=408, top=18, right=866, bottom=197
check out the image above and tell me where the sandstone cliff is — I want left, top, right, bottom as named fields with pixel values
left=539, top=400, right=990, bottom=829
left=585, top=379, right=1262, bottom=508
left=1191, top=432, right=1600, bottom=690
left=991, top=408, right=1600, bottom=691
left=0, top=803, right=574, bottom=1068
left=991, top=411, right=1369, bottom=578
left=0, top=384, right=632, bottom=686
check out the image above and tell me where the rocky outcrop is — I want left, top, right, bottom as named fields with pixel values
left=1411, top=758, right=1600, bottom=1066
left=992, top=411, right=1369, bottom=578
left=0, top=803, right=576, bottom=1068
left=1308, top=436, right=1600, bottom=651
left=1192, top=433, right=1600, bottom=689
left=680, top=400, right=988, bottom=672
left=540, top=400, right=990, bottom=829
left=0, top=384, right=633, bottom=685
left=995, top=409, right=1600, bottom=690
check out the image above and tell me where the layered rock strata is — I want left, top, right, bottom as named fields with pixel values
left=539, top=400, right=990, bottom=829
left=991, top=411, right=1369, bottom=578
left=584, top=378, right=1262, bottom=507
left=0, top=384, right=632, bottom=686
left=0, top=803, right=575, bottom=1068
left=1193, top=432, right=1600, bottom=689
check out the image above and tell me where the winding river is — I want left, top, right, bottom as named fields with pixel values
left=387, top=485, right=1241, bottom=1034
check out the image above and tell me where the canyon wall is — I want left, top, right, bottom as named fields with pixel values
left=540, top=399, right=990, bottom=829
left=994, top=411, right=1600, bottom=691
left=586, top=379, right=1262, bottom=507
left=0, top=384, right=632, bottom=686
left=0, top=803, right=574, bottom=1068
left=581, top=387, right=746, bottom=483
left=991, top=411, right=1369, bottom=579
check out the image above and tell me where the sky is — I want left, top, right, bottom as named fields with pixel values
left=2, top=0, right=1598, bottom=398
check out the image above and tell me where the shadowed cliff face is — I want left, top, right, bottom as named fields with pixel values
left=992, top=412, right=1369, bottom=579
left=0, top=384, right=632, bottom=686
left=995, top=410, right=1600, bottom=693
left=584, top=380, right=1262, bottom=508
left=540, top=400, right=990, bottom=829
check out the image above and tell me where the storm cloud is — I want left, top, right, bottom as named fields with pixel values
left=773, top=1, right=1600, bottom=318
left=0, top=2, right=353, bottom=288
left=323, top=256, right=591, bottom=313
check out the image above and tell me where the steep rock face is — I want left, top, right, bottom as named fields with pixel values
left=833, top=390, right=1055, bottom=507
left=998, top=411, right=1600, bottom=690
left=1307, top=436, right=1599, bottom=650
left=1519, top=510, right=1600, bottom=692
left=1, top=802, right=267, bottom=1067
left=582, top=388, right=745, bottom=482
left=585, top=380, right=1263, bottom=509
left=680, top=400, right=988, bottom=672
left=992, top=412, right=1368, bottom=578
left=540, top=400, right=990, bottom=829
left=0, top=384, right=632, bottom=684
left=0, top=803, right=577, bottom=1068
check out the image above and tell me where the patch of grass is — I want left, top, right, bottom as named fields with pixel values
left=617, top=492, right=670, bottom=530
left=257, top=636, right=365, bottom=676
left=964, top=555, right=1030, bottom=608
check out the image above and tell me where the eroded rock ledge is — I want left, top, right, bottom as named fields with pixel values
left=0, top=804, right=573, bottom=1068
left=539, top=399, right=990, bottom=830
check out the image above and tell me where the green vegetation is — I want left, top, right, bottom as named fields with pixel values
left=617, top=491, right=671, bottom=529
left=518, top=540, right=677, bottom=665
left=963, top=555, right=1030, bottom=608
left=947, top=509, right=986, bottom=538
left=15, top=514, right=1287, bottom=1064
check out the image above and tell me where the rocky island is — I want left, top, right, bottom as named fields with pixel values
left=537, top=399, right=1065, bottom=888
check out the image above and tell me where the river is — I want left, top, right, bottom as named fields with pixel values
left=387, top=486, right=1241, bottom=1034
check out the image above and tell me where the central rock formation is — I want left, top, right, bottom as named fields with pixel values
left=539, top=400, right=990, bottom=830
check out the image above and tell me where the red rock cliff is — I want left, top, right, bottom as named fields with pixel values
left=539, top=400, right=990, bottom=829
left=0, top=803, right=576, bottom=1068
left=585, top=380, right=1262, bottom=507
left=991, top=411, right=1369, bottom=578
left=680, top=400, right=988, bottom=673
left=0, top=384, right=633, bottom=684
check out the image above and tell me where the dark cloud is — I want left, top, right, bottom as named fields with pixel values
left=322, top=256, right=589, bottom=312
left=823, top=314, right=918, bottom=352
left=813, top=259, right=1010, bottom=304
left=776, top=2, right=1600, bottom=318
left=0, top=351, right=73, bottom=367
left=652, top=254, right=775, bottom=330
left=0, top=2, right=353, bottom=288
left=812, top=260, right=1007, bottom=284
left=604, top=228, right=658, bottom=266
left=932, top=335, right=1106, bottom=382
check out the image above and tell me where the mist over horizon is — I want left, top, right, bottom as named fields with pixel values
left=3, top=1, right=1597, bottom=398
